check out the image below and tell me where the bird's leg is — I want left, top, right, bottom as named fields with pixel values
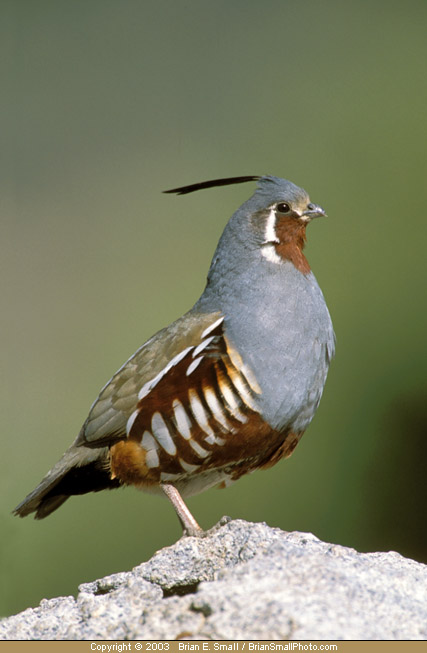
left=161, top=483, right=203, bottom=537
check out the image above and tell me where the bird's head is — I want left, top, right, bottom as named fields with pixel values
left=164, top=175, right=326, bottom=275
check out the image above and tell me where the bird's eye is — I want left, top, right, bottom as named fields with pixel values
left=276, top=202, right=291, bottom=214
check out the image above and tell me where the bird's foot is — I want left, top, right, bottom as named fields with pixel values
left=182, top=515, right=232, bottom=538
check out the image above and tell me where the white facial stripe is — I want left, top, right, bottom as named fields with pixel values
left=203, top=386, right=233, bottom=431
left=138, top=346, right=194, bottom=400
left=186, top=356, right=203, bottom=376
left=188, top=389, right=215, bottom=436
left=151, top=412, right=177, bottom=456
left=201, top=316, right=224, bottom=339
left=261, top=207, right=282, bottom=265
left=264, top=207, right=279, bottom=244
left=261, top=243, right=282, bottom=265
left=172, top=399, right=192, bottom=440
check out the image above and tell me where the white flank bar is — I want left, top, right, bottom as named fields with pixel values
left=188, top=389, right=215, bottom=436
left=217, top=375, right=248, bottom=423
left=179, top=458, right=201, bottom=473
left=203, top=386, right=233, bottom=431
left=145, top=448, right=160, bottom=469
left=188, top=438, right=210, bottom=458
left=138, top=346, right=194, bottom=400
left=151, top=412, right=177, bottom=456
left=126, top=408, right=140, bottom=435
left=193, top=335, right=216, bottom=357
left=201, top=316, right=224, bottom=339
left=172, top=399, right=192, bottom=440
left=227, top=367, right=259, bottom=412
left=141, top=430, right=158, bottom=451
left=186, top=356, right=204, bottom=376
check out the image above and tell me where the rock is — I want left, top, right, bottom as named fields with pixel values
left=1, top=520, right=426, bottom=640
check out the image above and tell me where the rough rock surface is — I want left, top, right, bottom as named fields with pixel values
left=1, top=520, right=427, bottom=640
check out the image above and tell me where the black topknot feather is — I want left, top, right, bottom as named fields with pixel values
left=163, top=176, right=260, bottom=195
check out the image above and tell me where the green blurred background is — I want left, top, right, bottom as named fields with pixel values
left=2, top=0, right=427, bottom=617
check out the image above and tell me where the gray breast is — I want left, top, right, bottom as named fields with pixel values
left=200, top=258, right=335, bottom=433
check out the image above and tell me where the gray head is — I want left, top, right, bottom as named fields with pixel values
left=165, top=175, right=326, bottom=275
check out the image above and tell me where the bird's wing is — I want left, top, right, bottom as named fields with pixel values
left=78, top=310, right=259, bottom=450
left=111, top=310, right=283, bottom=490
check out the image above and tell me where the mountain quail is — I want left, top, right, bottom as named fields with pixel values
left=14, top=175, right=335, bottom=536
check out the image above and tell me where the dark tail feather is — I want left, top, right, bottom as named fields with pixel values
left=13, top=446, right=121, bottom=519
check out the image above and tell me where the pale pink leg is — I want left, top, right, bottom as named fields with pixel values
left=161, top=483, right=203, bottom=536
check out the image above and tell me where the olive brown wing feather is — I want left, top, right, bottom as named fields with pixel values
left=13, top=311, right=228, bottom=518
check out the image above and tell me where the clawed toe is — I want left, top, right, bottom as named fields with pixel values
left=181, top=515, right=232, bottom=538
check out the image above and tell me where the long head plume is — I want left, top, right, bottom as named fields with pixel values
left=163, top=176, right=261, bottom=195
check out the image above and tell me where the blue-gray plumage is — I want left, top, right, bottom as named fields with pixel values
left=197, top=176, right=335, bottom=432
left=14, top=175, right=335, bottom=535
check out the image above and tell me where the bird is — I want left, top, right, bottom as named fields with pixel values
left=13, top=175, right=335, bottom=536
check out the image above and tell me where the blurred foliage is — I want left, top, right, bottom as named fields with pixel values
left=2, top=0, right=427, bottom=617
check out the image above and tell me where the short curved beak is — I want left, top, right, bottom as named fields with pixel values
left=303, top=203, right=327, bottom=220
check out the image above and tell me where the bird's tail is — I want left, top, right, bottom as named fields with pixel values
left=13, top=445, right=121, bottom=519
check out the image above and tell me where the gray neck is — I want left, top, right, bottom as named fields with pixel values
left=193, top=214, right=335, bottom=432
